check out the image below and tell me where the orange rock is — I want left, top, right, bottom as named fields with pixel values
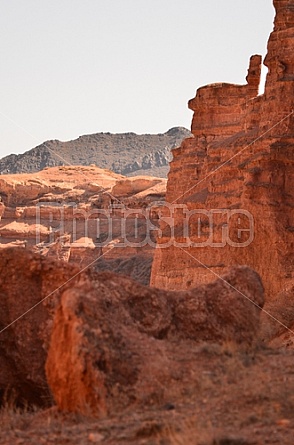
left=151, top=0, right=294, bottom=302
left=0, top=247, right=263, bottom=410
left=0, top=248, right=81, bottom=406
left=276, top=419, right=291, bottom=427
left=46, top=265, right=264, bottom=416
left=0, top=166, right=166, bottom=283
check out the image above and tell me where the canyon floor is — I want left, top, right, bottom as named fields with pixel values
left=1, top=343, right=294, bottom=445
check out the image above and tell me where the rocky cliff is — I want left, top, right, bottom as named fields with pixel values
left=151, top=0, right=294, bottom=303
left=0, top=127, right=190, bottom=178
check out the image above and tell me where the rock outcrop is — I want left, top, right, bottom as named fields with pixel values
left=0, top=166, right=166, bottom=283
left=151, top=0, right=294, bottom=302
left=0, top=248, right=264, bottom=409
left=259, top=288, right=294, bottom=346
left=46, top=265, right=264, bottom=416
left=0, top=128, right=191, bottom=178
left=0, top=249, right=80, bottom=406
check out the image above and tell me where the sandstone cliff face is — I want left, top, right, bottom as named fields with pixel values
left=151, top=0, right=294, bottom=303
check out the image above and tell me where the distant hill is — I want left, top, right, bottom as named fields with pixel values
left=0, top=127, right=191, bottom=177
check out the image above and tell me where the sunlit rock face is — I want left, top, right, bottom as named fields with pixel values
left=0, top=166, right=167, bottom=284
left=151, top=0, right=294, bottom=301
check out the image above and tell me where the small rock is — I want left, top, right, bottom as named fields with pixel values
left=276, top=419, right=290, bottom=427
left=88, top=432, right=104, bottom=443
left=163, top=402, right=175, bottom=411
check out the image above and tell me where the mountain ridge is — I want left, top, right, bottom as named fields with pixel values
left=0, top=127, right=191, bottom=177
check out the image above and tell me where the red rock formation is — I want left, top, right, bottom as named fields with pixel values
left=0, top=166, right=166, bottom=283
left=0, top=248, right=80, bottom=406
left=260, top=288, right=294, bottom=346
left=0, top=248, right=264, bottom=409
left=46, top=265, right=264, bottom=416
left=151, top=0, right=294, bottom=302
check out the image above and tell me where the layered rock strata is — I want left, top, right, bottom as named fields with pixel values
left=151, top=0, right=294, bottom=302
left=0, top=166, right=166, bottom=283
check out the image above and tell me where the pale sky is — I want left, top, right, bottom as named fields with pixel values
left=0, top=0, right=275, bottom=158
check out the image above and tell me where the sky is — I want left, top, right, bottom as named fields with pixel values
left=0, top=0, right=275, bottom=158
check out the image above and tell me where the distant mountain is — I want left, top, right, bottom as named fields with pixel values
left=0, top=127, right=191, bottom=177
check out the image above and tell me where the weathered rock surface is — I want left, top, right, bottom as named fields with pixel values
left=46, top=265, right=264, bottom=416
left=95, top=255, right=153, bottom=285
left=0, top=248, right=80, bottom=406
left=0, top=165, right=167, bottom=207
left=259, top=285, right=294, bottom=347
left=151, top=0, right=294, bottom=302
left=0, top=166, right=166, bottom=283
left=0, top=248, right=264, bottom=409
left=0, top=127, right=191, bottom=178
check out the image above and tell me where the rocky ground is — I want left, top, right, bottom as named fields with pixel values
left=0, top=247, right=294, bottom=445
left=1, top=344, right=294, bottom=445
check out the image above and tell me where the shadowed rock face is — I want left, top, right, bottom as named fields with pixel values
left=0, top=249, right=80, bottom=406
left=151, top=0, right=294, bottom=301
left=94, top=255, right=153, bottom=285
left=46, top=264, right=264, bottom=416
left=0, top=249, right=264, bottom=409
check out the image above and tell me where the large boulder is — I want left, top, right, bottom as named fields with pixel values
left=0, top=248, right=80, bottom=406
left=46, top=266, right=264, bottom=416
left=0, top=248, right=264, bottom=411
left=259, top=286, right=294, bottom=348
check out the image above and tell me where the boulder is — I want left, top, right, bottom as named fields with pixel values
left=0, top=248, right=80, bottom=406
left=0, top=248, right=264, bottom=411
left=46, top=265, right=264, bottom=416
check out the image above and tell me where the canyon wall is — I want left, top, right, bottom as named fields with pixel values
left=151, top=0, right=294, bottom=301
